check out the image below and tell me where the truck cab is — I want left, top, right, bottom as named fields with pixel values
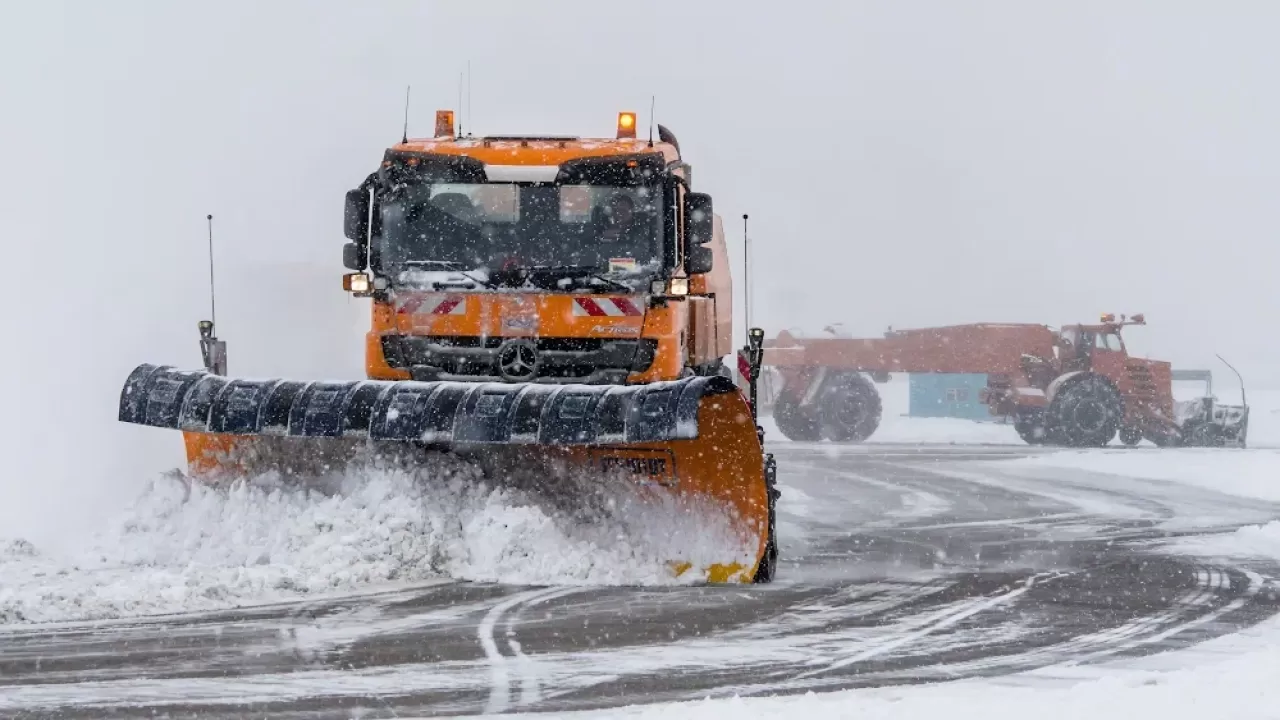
left=340, top=111, right=734, bottom=385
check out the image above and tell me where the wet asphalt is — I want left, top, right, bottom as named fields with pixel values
left=2, top=443, right=1279, bottom=718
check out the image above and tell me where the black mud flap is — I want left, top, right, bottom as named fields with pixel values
left=118, top=364, right=739, bottom=446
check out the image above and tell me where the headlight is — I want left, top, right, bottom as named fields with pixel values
left=668, top=278, right=690, bottom=296
left=343, top=272, right=371, bottom=294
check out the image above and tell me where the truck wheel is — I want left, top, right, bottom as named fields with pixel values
left=1014, top=410, right=1048, bottom=445
left=752, top=454, right=780, bottom=584
left=1045, top=374, right=1121, bottom=447
left=1119, top=425, right=1142, bottom=447
left=819, top=372, right=883, bottom=442
left=773, top=395, right=822, bottom=441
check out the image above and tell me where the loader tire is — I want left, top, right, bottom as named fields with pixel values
left=1045, top=374, right=1121, bottom=448
left=1119, top=425, right=1143, bottom=447
left=819, top=372, right=882, bottom=443
left=1014, top=410, right=1048, bottom=445
left=773, top=394, right=823, bottom=441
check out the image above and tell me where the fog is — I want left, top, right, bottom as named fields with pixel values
left=3, top=1, right=1277, bottom=545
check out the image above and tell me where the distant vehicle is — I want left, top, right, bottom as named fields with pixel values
left=761, top=314, right=1248, bottom=448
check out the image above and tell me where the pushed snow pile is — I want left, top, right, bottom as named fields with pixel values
left=0, top=457, right=752, bottom=625
left=1180, top=520, right=1280, bottom=563
left=1004, top=448, right=1280, bottom=503
left=1230, top=520, right=1280, bottom=557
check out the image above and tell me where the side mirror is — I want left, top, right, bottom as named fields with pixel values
left=685, top=192, right=714, bottom=247
left=342, top=242, right=366, bottom=271
left=344, top=188, right=370, bottom=242
left=686, top=244, right=713, bottom=275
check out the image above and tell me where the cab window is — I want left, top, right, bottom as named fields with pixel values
left=1095, top=332, right=1121, bottom=352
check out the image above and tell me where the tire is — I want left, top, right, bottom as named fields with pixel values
left=818, top=373, right=883, bottom=442
left=752, top=454, right=780, bottom=584
left=1119, top=425, right=1142, bottom=447
left=773, top=394, right=823, bottom=441
left=1045, top=374, right=1122, bottom=447
left=1184, top=422, right=1220, bottom=447
left=1014, top=410, right=1048, bottom=445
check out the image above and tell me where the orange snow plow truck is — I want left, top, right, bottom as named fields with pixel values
left=117, top=110, right=779, bottom=584
left=762, top=315, right=1248, bottom=448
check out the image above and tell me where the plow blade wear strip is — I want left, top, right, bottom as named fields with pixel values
left=117, top=364, right=771, bottom=584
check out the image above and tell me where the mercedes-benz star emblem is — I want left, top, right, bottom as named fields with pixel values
left=497, top=340, right=538, bottom=381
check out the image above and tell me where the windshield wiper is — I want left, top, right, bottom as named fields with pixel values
left=527, top=265, right=634, bottom=293
left=401, top=260, right=496, bottom=289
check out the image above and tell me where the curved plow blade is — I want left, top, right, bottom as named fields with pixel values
left=118, top=364, right=770, bottom=583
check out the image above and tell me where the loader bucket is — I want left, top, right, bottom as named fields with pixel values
left=118, top=364, right=771, bottom=583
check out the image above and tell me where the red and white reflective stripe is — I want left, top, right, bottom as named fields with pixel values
left=572, top=296, right=644, bottom=317
left=395, top=295, right=467, bottom=316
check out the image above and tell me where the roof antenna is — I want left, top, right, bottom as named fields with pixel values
left=743, top=213, right=751, bottom=334
left=457, top=71, right=464, bottom=138
left=199, top=214, right=227, bottom=375
left=467, top=60, right=473, bottom=137
left=401, top=85, right=411, bottom=143
left=648, top=95, right=655, bottom=147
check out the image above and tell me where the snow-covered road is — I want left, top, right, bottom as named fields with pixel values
left=2, top=443, right=1278, bottom=719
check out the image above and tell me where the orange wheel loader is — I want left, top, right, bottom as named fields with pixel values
left=118, top=111, right=779, bottom=584
left=762, top=314, right=1248, bottom=449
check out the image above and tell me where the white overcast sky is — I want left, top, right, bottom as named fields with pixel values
left=2, top=1, right=1277, bottom=542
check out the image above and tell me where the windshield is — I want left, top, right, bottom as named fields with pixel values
left=1095, top=331, right=1122, bottom=352
left=376, top=182, right=664, bottom=288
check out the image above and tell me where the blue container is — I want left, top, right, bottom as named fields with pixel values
left=908, top=373, right=992, bottom=421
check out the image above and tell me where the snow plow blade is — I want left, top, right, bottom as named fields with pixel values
left=118, top=363, right=772, bottom=584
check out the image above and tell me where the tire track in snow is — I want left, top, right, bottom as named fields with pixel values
left=792, top=572, right=1052, bottom=680
left=478, top=587, right=565, bottom=714
left=480, top=586, right=589, bottom=714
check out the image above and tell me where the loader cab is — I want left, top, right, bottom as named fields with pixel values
left=1058, top=324, right=1127, bottom=373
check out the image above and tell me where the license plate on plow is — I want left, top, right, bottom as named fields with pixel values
left=593, top=448, right=678, bottom=487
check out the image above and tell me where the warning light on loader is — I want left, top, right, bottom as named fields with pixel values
left=435, top=110, right=455, bottom=138
left=1101, top=313, right=1116, bottom=323
left=617, top=111, right=637, bottom=139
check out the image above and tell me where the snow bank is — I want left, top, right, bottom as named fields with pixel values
left=1004, top=448, right=1280, bottom=503
left=1178, top=520, right=1280, bottom=564
left=0, top=457, right=751, bottom=625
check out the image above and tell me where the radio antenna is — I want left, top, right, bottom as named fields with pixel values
left=742, top=214, right=751, bottom=334
left=467, top=60, right=473, bottom=137
left=206, top=214, right=217, bottom=328
left=401, top=85, right=411, bottom=143
left=457, top=71, right=464, bottom=137
left=648, top=95, right=655, bottom=147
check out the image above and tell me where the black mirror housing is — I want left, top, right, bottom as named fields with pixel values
left=685, top=192, right=714, bottom=246
left=686, top=244, right=713, bottom=275
left=344, top=188, right=370, bottom=242
left=342, top=242, right=366, bottom=271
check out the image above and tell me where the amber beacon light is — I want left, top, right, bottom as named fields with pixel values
left=616, top=111, right=637, bottom=139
